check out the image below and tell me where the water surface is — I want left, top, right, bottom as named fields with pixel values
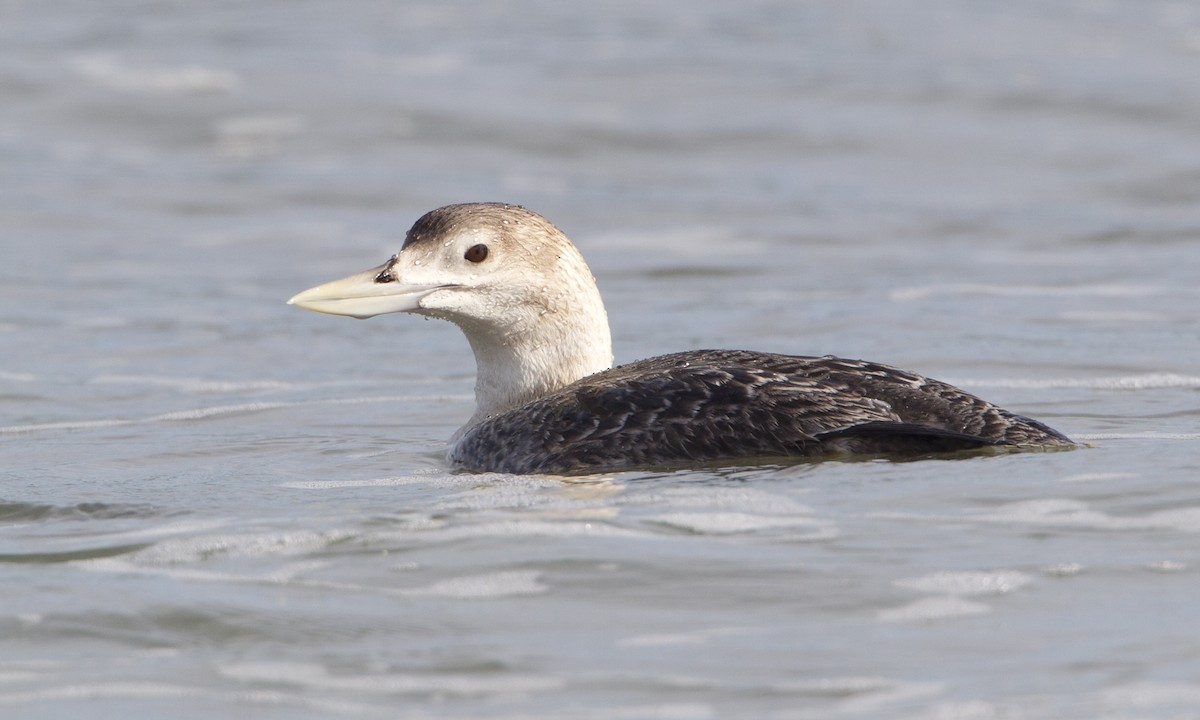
left=3, top=1, right=1200, bottom=718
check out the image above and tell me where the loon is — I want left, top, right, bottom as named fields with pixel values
left=288, top=203, right=1075, bottom=474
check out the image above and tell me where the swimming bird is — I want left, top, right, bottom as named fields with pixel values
left=289, top=203, right=1074, bottom=474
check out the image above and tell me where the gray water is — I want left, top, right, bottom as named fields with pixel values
left=4, top=1, right=1200, bottom=718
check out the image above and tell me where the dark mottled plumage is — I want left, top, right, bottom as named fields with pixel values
left=450, top=349, right=1075, bottom=474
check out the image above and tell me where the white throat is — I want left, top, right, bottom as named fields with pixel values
left=451, top=281, right=613, bottom=433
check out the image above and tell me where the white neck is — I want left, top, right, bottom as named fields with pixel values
left=453, top=281, right=613, bottom=433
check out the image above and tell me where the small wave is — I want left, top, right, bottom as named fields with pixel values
left=1057, top=310, right=1165, bottom=323
left=769, top=675, right=910, bottom=698
left=878, top=570, right=1032, bottom=623
left=1043, top=562, right=1084, bottom=577
left=0, top=395, right=421, bottom=435
left=0, top=682, right=203, bottom=705
left=217, top=661, right=563, bottom=697
left=0, top=418, right=137, bottom=434
left=280, top=476, right=433, bottom=490
left=1059, top=472, right=1139, bottom=483
left=77, top=557, right=338, bottom=588
left=72, top=54, right=239, bottom=94
left=323, top=394, right=471, bottom=406
left=648, top=511, right=837, bottom=539
left=80, top=551, right=546, bottom=603
left=883, top=498, right=1200, bottom=534
left=889, top=283, right=1162, bottom=302
left=892, top=570, right=1033, bottom=596
left=1076, top=432, right=1200, bottom=441
left=0, top=408, right=278, bottom=434
left=391, top=518, right=652, bottom=543
left=0, top=543, right=155, bottom=565
left=91, top=375, right=299, bottom=394
left=1146, top=560, right=1187, bottom=573
left=150, top=402, right=290, bottom=421
left=120, top=528, right=358, bottom=565
left=769, top=676, right=945, bottom=713
left=401, top=569, right=548, bottom=599
left=0, top=501, right=161, bottom=523
left=949, top=373, right=1200, bottom=390
left=0, top=682, right=377, bottom=715
left=8, top=518, right=230, bottom=565
left=617, top=626, right=749, bottom=648
left=877, top=596, right=992, bottom=622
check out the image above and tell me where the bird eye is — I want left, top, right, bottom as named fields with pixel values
left=464, top=244, right=489, bottom=263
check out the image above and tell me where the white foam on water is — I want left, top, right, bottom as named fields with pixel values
left=617, top=627, right=749, bottom=648
left=1145, top=560, right=1187, bottom=573
left=400, top=569, right=547, bottom=599
left=893, top=570, right=1033, bottom=596
left=625, top=485, right=835, bottom=537
left=877, top=596, right=992, bottom=623
left=259, top=560, right=332, bottom=583
left=279, top=476, right=435, bottom=490
left=0, top=418, right=138, bottom=434
left=616, top=633, right=711, bottom=648
left=150, top=403, right=291, bottom=421
left=79, top=556, right=385, bottom=595
left=118, top=528, right=358, bottom=565
left=648, top=511, right=838, bottom=539
left=878, top=569, right=1033, bottom=624
left=219, top=662, right=324, bottom=685
left=628, top=485, right=816, bottom=514
left=430, top=475, right=573, bottom=512
left=874, top=499, right=1200, bottom=534
left=72, top=54, right=240, bottom=94
left=83, top=556, right=552, bottom=602
left=383, top=518, right=653, bottom=543
left=1042, top=562, right=1084, bottom=577
left=1059, top=472, right=1139, bottom=483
